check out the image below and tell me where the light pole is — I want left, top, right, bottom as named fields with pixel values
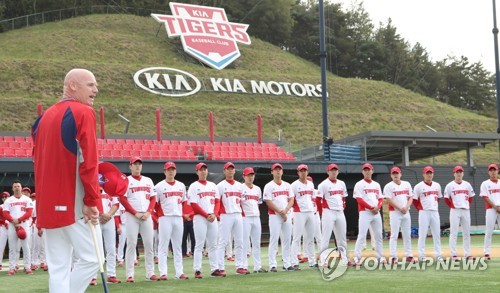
left=319, top=0, right=331, bottom=160
left=492, top=0, right=500, bottom=134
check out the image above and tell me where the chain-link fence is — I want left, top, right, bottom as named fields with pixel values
left=0, top=5, right=168, bottom=33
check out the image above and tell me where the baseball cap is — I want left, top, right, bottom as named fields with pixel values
left=488, top=164, right=498, bottom=171
left=362, top=163, right=373, bottom=170
left=1, top=191, right=9, bottom=197
left=297, top=164, right=308, bottom=171
left=453, top=165, right=464, bottom=173
left=327, top=164, right=339, bottom=171
left=423, top=166, right=434, bottom=173
left=243, top=167, right=255, bottom=176
left=22, top=187, right=31, bottom=193
left=271, top=163, right=283, bottom=170
left=129, top=156, right=142, bottom=164
left=16, top=226, right=27, bottom=240
left=224, top=162, right=235, bottom=169
left=196, top=162, right=208, bottom=171
left=306, top=176, right=313, bottom=182
left=390, top=167, right=401, bottom=174
left=98, top=162, right=129, bottom=197
left=30, top=193, right=36, bottom=198
left=164, top=161, right=176, bottom=170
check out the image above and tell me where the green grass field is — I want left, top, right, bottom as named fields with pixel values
left=1, top=235, right=499, bottom=292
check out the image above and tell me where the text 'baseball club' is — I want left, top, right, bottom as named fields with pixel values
left=152, top=2, right=251, bottom=70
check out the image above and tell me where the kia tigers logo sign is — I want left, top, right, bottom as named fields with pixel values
left=152, top=2, right=251, bottom=70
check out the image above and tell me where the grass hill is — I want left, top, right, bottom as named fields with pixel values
left=0, top=14, right=499, bottom=164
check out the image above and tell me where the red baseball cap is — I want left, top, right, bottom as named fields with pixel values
left=22, top=187, right=31, bottom=193
left=488, top=164, right=498, bottom=171
left=423, top=166, right=434, bottom=173
left=196, top=162, right=208, bottom=171
left=297, top=164, right=308, bottom=171
left=164, top=161, right=176, bottom=170
left=243, top=167, right=255, bottom=176
left=453, top=165, right=464, bottom=173
left=362, top=163, right=373, bottom=170
left=327, top=164, right=339, bottom=171
left=16, top=226, right=27, bottom=240
left=30, top=193, right=36, bottom=198
left=390, top=167, right=401, bottom=174
left=129, top=156, right=142, bottom=164
left=98, top=162, right=129, bottom=197
left=271, top=163, right=283, bottom=170
left=1, top=191, right=9, bottom=197
left=306, top=176, right=313, bottom=182
left=224, top=162, right=235, bottom=169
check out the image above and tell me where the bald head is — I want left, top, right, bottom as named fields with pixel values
left=63, top=68, right=98, bottom=106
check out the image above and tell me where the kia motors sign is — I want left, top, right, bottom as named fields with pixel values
left=133, top=67, right=201, bottom=97
left=152, top=2, right=251, bottom=70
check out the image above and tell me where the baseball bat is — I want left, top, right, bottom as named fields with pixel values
left=88, top=222, right=109, bottom=293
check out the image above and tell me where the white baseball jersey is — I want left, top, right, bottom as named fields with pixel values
left=126, top=175, right=156, bottom=212
left=480, top=179, right=500, bottom=208
left=353, top=179, right=382, bottom=211
left=290, top=179, right=315, bottom=212
left=317, top=178, right=348, bottom=210
left=101, top=191, right=119, bottom=214
left=31, top=199, right=37, bottom=218
left=241, top=184, right=262, bottom=217
left=383, top=181, right=413, bottom=211
left=413, top=181, right=442, bottom=211
left=444, top=180, right=475, bottom=209
left=188, top=180, right=220, bottom=214
left=4, top=195, right=34, bottom=219
left=217, top=180, right=243, bottom=214
left=117, top=203, right=126, bottom=224
left=263, top=180, right=293, bottom=215
left=155, top=180, right=187, bottom=217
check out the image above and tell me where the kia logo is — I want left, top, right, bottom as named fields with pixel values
left=133, top=67, right=201, bottom=97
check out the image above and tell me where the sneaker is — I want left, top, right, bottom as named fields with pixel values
left=405, top=257, right=416, bottom=263
left=90, top=278, right=97, bottom=285
left=219, top=270, right=227, bottom=277
left=107, top=276, right=121, bottom=283
left=40, top=263, right=46, bottom=269
left=270, top=267, right=277, bottom=272
left=282, top=266, right=295, bottom=271
left=293, top=265, right=301, bottom=271
left=227, top=256, right=235, bottom=262
left=160, top=275, right=168, bottom=281
left=117, top=261, right=124, bottom=267
left=299, top=257, right=308, bottom=263
left=211, top=269, right=223, bottom=277
left=43, top=265, right=48, bottom=271
left=485, top=254, right=491, bottom=260
left=253, top=268, right=268, bottom=273
left=309, top=264, right=319, bottom=268
left=236, top=268, right=250, bottom=275
left=24, top=269, right=33, bottom=275
left=146, top=275, right=160, bottom=281
left=391, top=257, right=398, bottom=265
left=177, top=274, right=189, bottom=280
left=126, top=277, right=135, bottom=283
left=7, top=270, right=15, bottom=275
left=195, top=271, right=203, bottom=279
left=347, top=261, right=356, bottom=267
left=30, top=264, right=38, bottom=270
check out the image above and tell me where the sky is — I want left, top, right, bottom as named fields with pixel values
left=334, top=0, right=499, bottom=73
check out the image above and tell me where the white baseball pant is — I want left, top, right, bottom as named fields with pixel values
left=449, top=208, right=471, bottom=257
left=484, top=208, right=500, bottom=255
left=117, top=223, right=126, bottom=262
left=216, top=213, right=244, bottom=271
left=125, top=213, right=155, bottom=279
left=193, top=215, right=218, bottom=273
left=291, top=212, right=315, bottom=266
left=320, top=209, right=347, bottom=262
left=45, top=219, right=103, bottom=293
left=243, top=216, right=262, bottom=271
left=101, top=218, right=118, bottom=277
left=8, top=221, right=31, bottom=271
left=389, top=210, right=413, bottom=258
left=418, top=210, right=442, bottom=259
left=158, top=216, right=184, bottom=278
left=354, top=211, right=383, bottom=261
left=153, top=228, right=159, bottom=259
left=0, top=225, right=8, bottom=266
left=268, top=214, right=292, bottom=269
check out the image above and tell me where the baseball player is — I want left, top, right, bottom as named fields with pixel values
left=307, top=176, right=322, bottom=265
left=120, top=157, right=159, bottom=282
left=353, top=163, right=385, bottom=264
left=290, top=164, right=316, bottom=269
left=29, top=192, right=44, bottom=271
left=480, top=163, right=500, bottom=259
left=413, top=166, right=443, bottom=261
left=3, top=180, right=34, bottom=275
left=115, top=203, right=126, bottom=267
left=263, top=163, right=294, bottom=272
left=383, top=167, right=415, bottom=263
left=317, top=164, right=349, bottom=265
left=188, top=162, right=220, bottom=278
left=155, top=161, right=189, bottom=280
left=0, top=191, right=10, bottom=270
left=241, top=167, right=267, bottom=273
left=182, top=200, right=195, bottom=257
left=216, top=162, right=247, bottom=275
left=444, top=165, right=475, bottom=259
